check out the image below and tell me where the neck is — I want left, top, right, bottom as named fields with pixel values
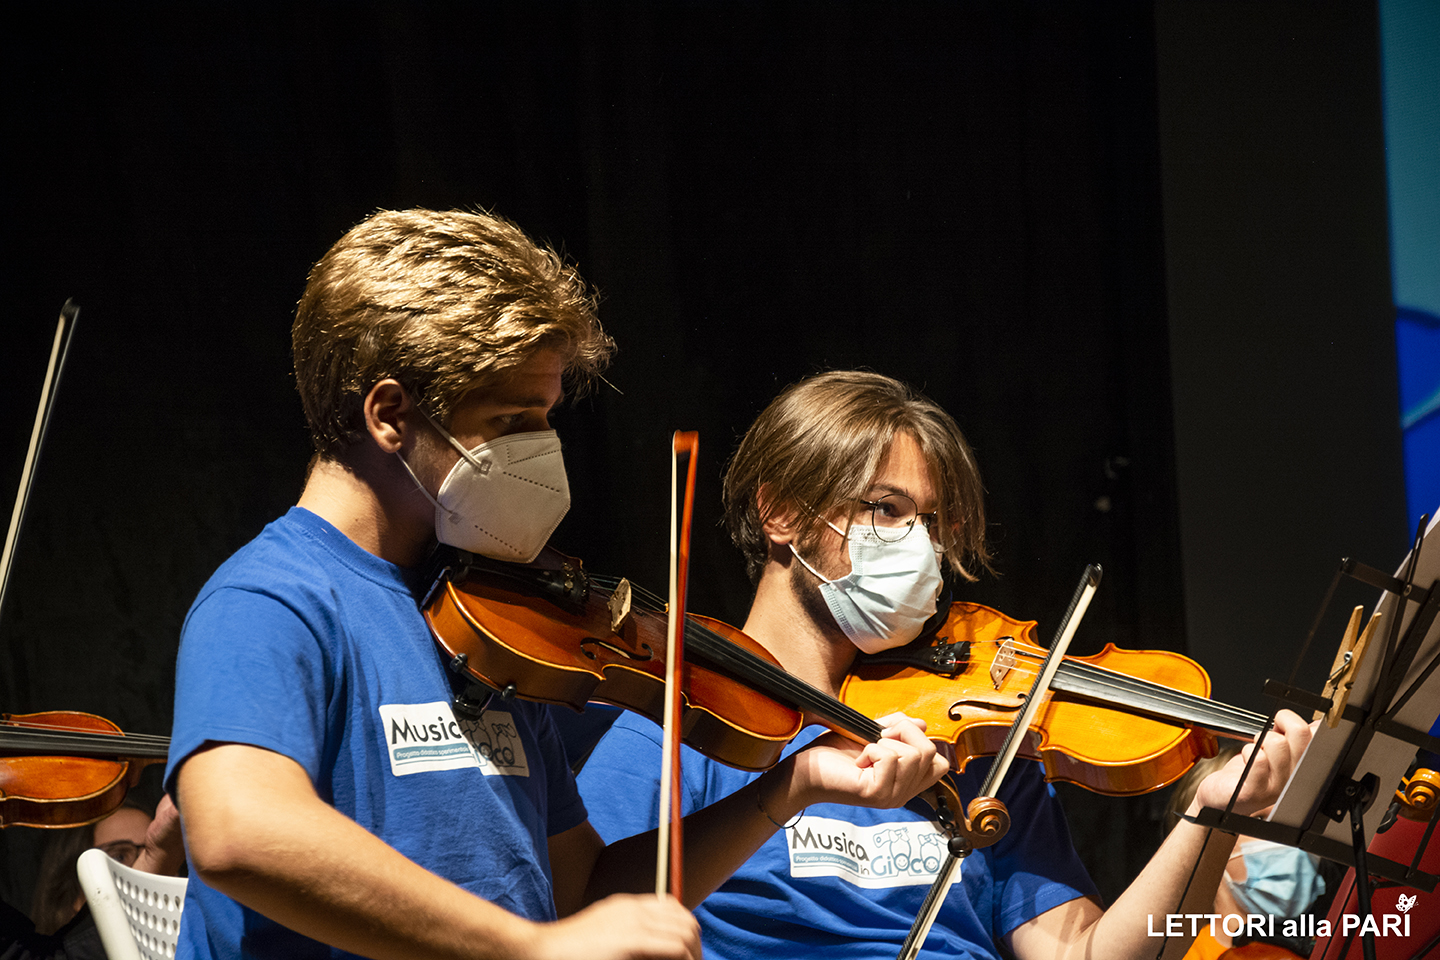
left=742, top=554, right=857, bottom=698
left=296, top=448, right=436, bottom=567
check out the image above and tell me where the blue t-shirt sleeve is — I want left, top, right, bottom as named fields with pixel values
left=985, top=763, right=1100, bottom=936
left=530, top=703, right=589, bottom=837
left=576, top=720, right=667, bottom=844
left=165, top=586, right=333, bottom=796
left=575, top=714, right=724, bottom=844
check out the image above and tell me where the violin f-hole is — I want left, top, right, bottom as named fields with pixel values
left=580, top=638, right=655, bottom=662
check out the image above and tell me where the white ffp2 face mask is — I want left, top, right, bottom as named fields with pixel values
left=397, top=417, right=570, bottom=563
left=790, top=520, right=943, bottom=654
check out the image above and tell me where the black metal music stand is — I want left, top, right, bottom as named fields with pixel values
left=1187, top=514, right=1440, bottom=960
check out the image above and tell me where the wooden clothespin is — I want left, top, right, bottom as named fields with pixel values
left=1315, top=605, right=1381, bottom=729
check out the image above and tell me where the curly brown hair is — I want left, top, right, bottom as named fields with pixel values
left=293, top=208, right=614, bottom=459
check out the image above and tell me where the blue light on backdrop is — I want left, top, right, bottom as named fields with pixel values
left=1381, top=0, right=1440, bottom=536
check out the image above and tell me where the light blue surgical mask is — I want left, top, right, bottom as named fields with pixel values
left=790, top=520, right=943, bottom=654
left=1223, top=839, right=1326, bottom=918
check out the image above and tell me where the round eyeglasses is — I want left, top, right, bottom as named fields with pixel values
left=853, top=494, right=948, bottom=549
left=96, top=839, right=144, bottom=867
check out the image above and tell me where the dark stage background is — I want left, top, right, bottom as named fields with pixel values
left=2, top=0, right=1409, bottom=920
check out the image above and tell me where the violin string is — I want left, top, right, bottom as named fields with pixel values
left=0, top=720, right=170, bottom=744
left=877, top=632, right=1218, bottom=733
left=683, top=624, right=884, bottom=740
left=0, top=725, right=170, bottom=758
left=594, top=573, right=1258, bottom=737
left=0, top=729, right=171, bottom=748
left=942, top=638, right=1246, bottom=723
left=594, top=574, right=1255, bottom=740
left=1005, top=654, right=1265, bottom=728
left=587, top=575, right=885, bottom=742
left=589, top=574, right=1264, bottom=739
left=1067, top=662, right=1264, bottom=729
left=979, top=646, right=1265, bottom=735
left=1064, top=661, right=1265, bottom=725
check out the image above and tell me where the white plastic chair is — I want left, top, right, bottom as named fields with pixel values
left=77, top=846, right=188, bottom=960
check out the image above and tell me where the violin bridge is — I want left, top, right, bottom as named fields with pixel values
left=990, top=638, right=1017, bottom=690
left=608, top=578, right=633, bottom=635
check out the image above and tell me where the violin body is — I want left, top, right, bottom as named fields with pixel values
left=0, top=710, right=166, bottom=829
left=424, top=551, right=805, bottom=771
left=843, top=603, right=1222, bottom=796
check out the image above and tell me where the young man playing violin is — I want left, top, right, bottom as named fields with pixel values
left=164, top=211, right=948, bottom=960
left=578, top=370, right=1315, bottom=960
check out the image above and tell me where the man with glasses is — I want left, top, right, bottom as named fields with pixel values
left=577, top=370, right=1312, bottom=960
left=3, top=797, right=183, bottom=959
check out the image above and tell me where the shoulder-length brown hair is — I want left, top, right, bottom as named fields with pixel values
left=723, top=371, right=992, bottom=584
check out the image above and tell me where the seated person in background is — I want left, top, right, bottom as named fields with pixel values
left=2, top=795, right=183, bottom=960
left=577, top=370, right=1315, bottom=960
left=1165, top=748, right=1333, bottom=960
left=166, top=209, right=947, bottom=960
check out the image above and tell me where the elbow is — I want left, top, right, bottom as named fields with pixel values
left=174, top=759, right=274, bottom=890
left=181, top=806, right=257, bottom=888
left=173, top=743, right=325, bottom=897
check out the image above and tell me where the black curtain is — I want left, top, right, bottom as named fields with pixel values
left=3, top=0, right=1180, bottom=909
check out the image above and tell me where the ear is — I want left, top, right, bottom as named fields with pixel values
left=362, top=379, right=416, bottom=454
left=756, top=483, right=799, bottom=545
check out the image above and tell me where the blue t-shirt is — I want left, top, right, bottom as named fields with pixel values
left=578, top=712, right=1097, bottom=960
left=165, top=508, right=587, bottom=960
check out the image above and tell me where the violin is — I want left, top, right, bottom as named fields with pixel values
left=424, top=548, right=905, bottom=773
left=844, top=602, right=1268, bottom=796
left=422, top=549, right=1260, bottom=808
left=0, top=307, right=173, bottom=831
left=0, top=711, right=169, bottom=829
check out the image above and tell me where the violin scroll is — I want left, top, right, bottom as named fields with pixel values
left=1396, top=766, right=1439, bottom=822
left=957, top=795, right=1010, bottom=850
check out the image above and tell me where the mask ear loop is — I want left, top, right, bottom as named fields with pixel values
left=789, top=543, right=834, bottom=584
left=395, top=411, right=496, bottom=717
left=417, top=407, right=489, bottom=472
left=788, top=518, right=854, bottom=585
left=393, top=451, right=453, bottom=518
left=392, top=405, right=481, bottom=520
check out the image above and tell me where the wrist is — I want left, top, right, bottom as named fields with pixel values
left=755, top=761, right=805, bottom=828
left=493, top=913, right=551, bottom=960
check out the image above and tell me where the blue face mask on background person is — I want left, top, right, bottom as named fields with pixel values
left=790, top=519, right=943, bottom=654
left=1223, top=839, right=1326, bottom=918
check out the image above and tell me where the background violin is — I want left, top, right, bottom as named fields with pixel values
left=0, top=711, right=169, bottom=829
